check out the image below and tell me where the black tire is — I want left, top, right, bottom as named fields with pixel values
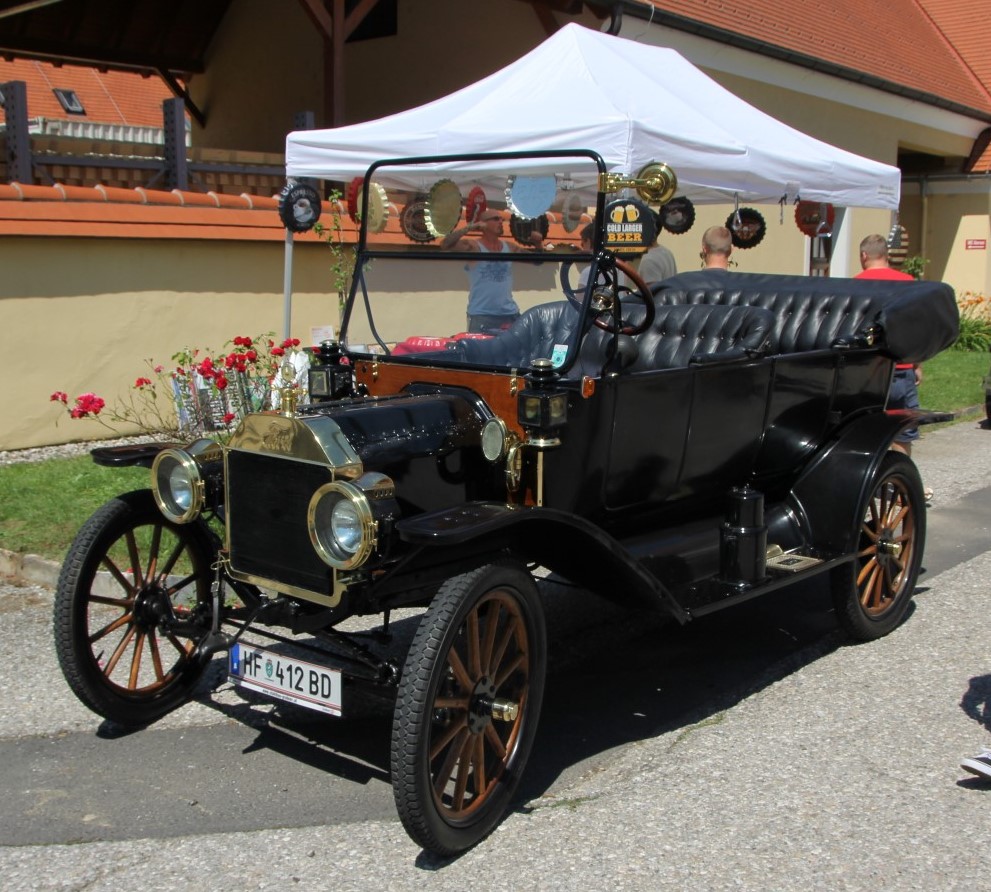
left=53, top=489, right=217, bottom=727
left=391, top=562, right=547, bottom=855
left=832, top=452, right=925, bottom=640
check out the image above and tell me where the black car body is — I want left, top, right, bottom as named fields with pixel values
left=54, top=151, right=960, bottom=855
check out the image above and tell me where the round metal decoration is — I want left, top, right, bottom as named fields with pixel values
left=561, top=192, right=585, bottom=233
left=400, top=199, right=435, bottom=243
left=658, top=196, right=695, bottom=235
left=509, top=213, right=549, bottom=247
left=603, top=197, right=656, bottom=255
left=635, top=162, right=678, bottom=205
left=794, top=201, right=835, bottom=238
left=278, top=182, right=322, bottom=233
left=505, top=175, right=557, bottom=219
left=465, top=186, right=487, bottom=225
left=357, top=181, right=389, bottom=233
left=726, top=208, right=767, bottom=249
left=346, top=176, right=364, bottom=222
left=424, top=179, right=463, bottom=237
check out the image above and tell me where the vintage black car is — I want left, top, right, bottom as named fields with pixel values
left=53, top=151, right=959, bottom=855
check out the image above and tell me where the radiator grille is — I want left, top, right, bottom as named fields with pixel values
left=226, top=450, right=334, bottom=594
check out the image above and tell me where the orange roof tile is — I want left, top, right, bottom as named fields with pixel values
left=0, top=58, right=173, bottom=127
left=642, top=0, right=991, bottom=118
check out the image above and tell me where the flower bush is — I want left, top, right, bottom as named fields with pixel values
left=954, top=292, right=991, bottom=352
left=50, top=334, right=306, bottom=438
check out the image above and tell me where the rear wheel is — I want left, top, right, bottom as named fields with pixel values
left=391, top=562, right=546, bottom=855
left=53, top=489, right=217, bottom=727
left=832, top=452, right=925, bottom=640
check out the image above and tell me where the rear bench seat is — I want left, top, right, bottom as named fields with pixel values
left=653, top=277, right=885, bottom=355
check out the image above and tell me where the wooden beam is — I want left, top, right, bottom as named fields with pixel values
left=296, top=0, right=334, bottom=39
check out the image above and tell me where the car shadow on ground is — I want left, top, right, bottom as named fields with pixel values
left=190, top=572, right=857, bottom=814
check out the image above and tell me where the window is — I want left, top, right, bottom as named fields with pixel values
left=53, top=88, right=85, bottom=115
left=0, top=86, right=5, bottom=108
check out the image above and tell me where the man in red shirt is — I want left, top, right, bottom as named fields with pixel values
left=854, top=234, right=925, bottom=472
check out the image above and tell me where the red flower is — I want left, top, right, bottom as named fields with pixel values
left=50, top=391, right=68, bottom=404
left=215, top=373, right=229, bottom=391
left=222, top=412, right=237, bottom=425
left=271, top=346, right=285, bottom=357
left=281, top=337, right=301, bottom=349
left=134, top=377, right=152, bottom=388
left=153, top=364, right=164, bottom=373
left=71, top=392, right=105, bottom=417
left=245, top=350, right=257, bottom=362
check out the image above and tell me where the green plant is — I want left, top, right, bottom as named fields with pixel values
left=901, top=255, right=929, bottom=280
left=313, top=188, right=356, bottom=316
left=953, top=292, right=991, bottom=352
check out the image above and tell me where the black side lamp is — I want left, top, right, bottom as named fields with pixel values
left=308, top=340, right=353, bottom=403
left=517, top=358, right=568, bottom=448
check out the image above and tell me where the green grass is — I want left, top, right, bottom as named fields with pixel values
left=0, top=456, right=147, bottom=562
left=2, top=349, right=988, bottom=565
left=919, top=349, right=989, bottom=415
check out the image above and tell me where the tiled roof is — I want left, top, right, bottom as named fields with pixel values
left=0, top=58, right=172, bottom=127
left=641, top=0, right=991, bottom=119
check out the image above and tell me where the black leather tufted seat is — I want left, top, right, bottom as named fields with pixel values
left=456, top=300, right=774, bottom=374
left=628, top=303, right=774, bottom=370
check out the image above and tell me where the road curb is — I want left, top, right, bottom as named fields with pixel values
left=0, top=548, right=60, bottom=589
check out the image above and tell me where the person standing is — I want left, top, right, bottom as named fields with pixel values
left=442, top=208, right=543, bottom=333
left=854, top=234, right=923, bottom=462
left=638, top=228, right=677, bottom=283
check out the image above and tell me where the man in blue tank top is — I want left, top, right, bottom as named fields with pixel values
left=442, top=208, right=544, bottom=333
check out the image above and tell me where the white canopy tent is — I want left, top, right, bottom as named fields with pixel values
left=285, top=22, right=900, bottom=210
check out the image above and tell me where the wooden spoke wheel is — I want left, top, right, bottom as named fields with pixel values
left=53, top=489, right=217, bottom=727
left=391, top=562, right=546, bottom=855
left=832, top=452, right=925, bottom=640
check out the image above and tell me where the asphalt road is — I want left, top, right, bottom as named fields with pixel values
left=1, top=419, right=990, bottom=890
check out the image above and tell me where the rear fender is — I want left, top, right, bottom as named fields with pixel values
left=396, top=503, right=689, bottom=623
left=789, top=410, right=932, bottom=555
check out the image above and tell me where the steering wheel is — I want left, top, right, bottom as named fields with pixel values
left=559, top=257, right=655, bottom=336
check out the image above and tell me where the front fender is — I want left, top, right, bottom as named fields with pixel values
left=789, top=409, right=935, bottom=556
left=396, top=503, right=689, bottom=623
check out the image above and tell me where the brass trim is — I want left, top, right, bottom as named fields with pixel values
left=599, top=162, right=677, bottom=205
left=307, top=480, right=378, bottom=569
left=228, top=413, right=363, bottom=476
left=505, top=442, right=522, bottom=493
left=223, top=561, right=344, bottom=608
left=151, top=447, right=205, bottom=524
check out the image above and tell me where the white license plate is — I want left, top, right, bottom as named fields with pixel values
left=229, top=643, right=342, bottom=716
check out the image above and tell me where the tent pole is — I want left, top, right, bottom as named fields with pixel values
left=283, top=229, right=294, bottom=341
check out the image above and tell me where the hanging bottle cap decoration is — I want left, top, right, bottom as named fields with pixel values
left=505, top=175, right=557, bottom=219
left=355, top=181, right=389, bottom=233
left=346, top=176, right=364, bottom=222
left=400, top=199, right=434, bottom=243
left=424, top=179, right=463, bottom=237
left=278, top=182, right=322, bottom=233
left=509, top=213, right=549, bottom=247
left=794, top=201, right=835, bottom=238
left=464, top=186, right=487, bottom=224
left=658, top=196, right=695, bottom=235
left=726, top=208, right=766, bottom=249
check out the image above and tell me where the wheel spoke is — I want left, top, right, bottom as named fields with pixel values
left=128, top=631, right=146, bottom=688
left=430, top=714, right=468, bottom=761
left=159, top=536, right=187, bottom=581
left=483, top=722, right=507, bottom=760
left=432, top=726, right=469, bottom=797
left=466, top=606, right=481, bottom=679
left=104, top=624, right=136, bottom=676
left=124, top=530, right=144, bottom=588
left=480, top=598, right=501, bottom=677
left=446, top=646, right=474, bottom=692
left=100, top=554, right=138, bottom=596
left=472, top=733, right=488, bottom=797
left=451, top=734, right=474, bottom=810
left=494, top=651, right=525, bottom=689
left=857, top=555, right=878, bottom=586
left=148, top=631, right=166, bottom=683
left=145, top=524, right=163, bottom=583
left=89, top=610, right=135, bottom=644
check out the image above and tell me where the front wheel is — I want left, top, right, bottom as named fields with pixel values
left=831, top=452, right=925, bottom=640
left=391, top=562, right=547, bottom=855
left=53, top=489, right=218, bottom=727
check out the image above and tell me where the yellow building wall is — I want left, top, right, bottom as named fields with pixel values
left=0, top=237, right=342, bottom=450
